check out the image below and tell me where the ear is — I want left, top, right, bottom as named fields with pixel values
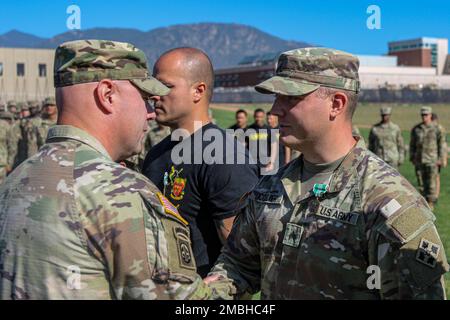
left=95, top=79, right=117, bottom=114
left=330, top=91, right=347, bottom=119
left=193, top=82, right=207, bottom=103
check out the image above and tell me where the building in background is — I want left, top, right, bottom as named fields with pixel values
left=213, top=37, right=450, bottom=103
left=0, top=48, right=54, bottom=104
left=388, top=37, right=449, bottom=75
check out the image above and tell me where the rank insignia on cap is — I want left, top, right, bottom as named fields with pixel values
left=283, top=223, right=304, bottom=248
left=416, top=238, right=440, bottom=268
left=157, top=192, right=188, bottom=226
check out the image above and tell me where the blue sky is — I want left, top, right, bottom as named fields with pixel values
left=1, top=0, right=449, bottom=55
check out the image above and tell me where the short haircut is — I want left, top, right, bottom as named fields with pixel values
left=236, top=109, right=247, bottom=116
left=157, top=47, right=215, bottom=102
left=316, top=86, right=358, bottom=119
left=254, top=108, right=265, bottom=116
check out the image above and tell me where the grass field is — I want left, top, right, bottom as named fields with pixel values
left=211, top=102, right=450, bottom=297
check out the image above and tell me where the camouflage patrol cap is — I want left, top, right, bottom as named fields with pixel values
left=43, top=97, right=56, bottom=106
left=28, top=100, right=39, bottom=108
left=16, top=102, right=26, bottom=112
left=255, top=47, right=360, bottom=96
left=380, top=106, right=392, bottom=115
left=54, top=40, right=170, bottom=97
left=7, top=101, right=17, bottom=108
left=420, top=106, right=432, bottom=115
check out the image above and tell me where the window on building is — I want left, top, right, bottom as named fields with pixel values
left=0, top=62, right=3, bottom=77
left=39, top=64, right=47, bottom=77
left=17, top=63, right=25, bottom=77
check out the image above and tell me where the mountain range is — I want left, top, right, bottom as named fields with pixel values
left=0, top=23, right=312, bottom=68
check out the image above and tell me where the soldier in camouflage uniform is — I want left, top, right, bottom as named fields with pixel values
left=0, top=111, right=14, bottom=184
left=368, top=107, right=405, bottom=169
left=0, top=40, right=213, bottom=300
left=431, top=113, right=448, bottom=199
left=206, top=48, right=448, bottom=300
left=21, top=101, right=43, bottom=160
left=147, top=120, right=171, bottom=148
left=6, top=101, right=22, bottom=171
left=125, top=120, right=171, bottom=172
left=410, top=106, right=446, bottom=209
left=15, top=103, right=32, bottom=166
left=36, top=97, right=58, bottom=150
left=27, top=100, right=41, bottom=118
left=7, top=101, right=20, bottom=121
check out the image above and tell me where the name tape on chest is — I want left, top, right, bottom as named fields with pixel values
left=316, top=205, right=360, bottom=225
left=253, top=191, right=283, bottom=204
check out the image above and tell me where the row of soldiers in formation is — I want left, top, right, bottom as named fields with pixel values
left=1, top=96, right=447, bottom=210
left=0, top=98, right=58, bottom=184
left=365, top=105, right=447, bottom=209
left=0, top=98, right=173, bottom=185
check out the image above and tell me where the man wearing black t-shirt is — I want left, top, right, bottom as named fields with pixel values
left=247, top=108, right=278, bottom=174
left=228, top=109, right=248, bottom=146
left=142, top=48, right=259, bottom=277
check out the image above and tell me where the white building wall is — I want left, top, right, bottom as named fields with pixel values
left=437, top=38, right=448, bottom=75
left=0, top=48, right=55, bottom=103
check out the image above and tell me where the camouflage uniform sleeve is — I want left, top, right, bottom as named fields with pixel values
left=208, top=197, right=262, bottom=299
left=369, top=199, right=449, bottom=299
left=77, top=166, right=211, bottom=300
left=397, top=126, right=405, bottom=165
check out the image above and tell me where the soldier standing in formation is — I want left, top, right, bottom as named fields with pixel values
left=6, top=101, right=21, bottom=170
left=0, top=40, right=213, bottom=300
left=368, top=106, right=405, bottom=169
left=36, top=97, right=59, bottom=150
left=410, top=106, right=446, bottom=209
left=431, top=113, right=448, bottom=199
left=0, top=109, right=14, bottom=184
left=206, top=48, right=448, bottom=300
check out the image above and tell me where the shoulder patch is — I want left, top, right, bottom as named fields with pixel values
left=157, top=192, right=188, bottom=226
left=378, top=203, right=435, bottom=244
left=380, top=199, right=402, bottom=219
left=416, top=238, right=440, bottom=268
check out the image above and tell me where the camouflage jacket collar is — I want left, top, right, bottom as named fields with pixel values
left=46, top=125, right=112, bottom=160
left=281, top=137, right=366, bottom=205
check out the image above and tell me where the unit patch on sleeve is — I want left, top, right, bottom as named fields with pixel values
left=416, top=238, right=440, bottom=268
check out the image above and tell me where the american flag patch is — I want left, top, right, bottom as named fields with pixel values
left=156, top=192, right=188, bottom=226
